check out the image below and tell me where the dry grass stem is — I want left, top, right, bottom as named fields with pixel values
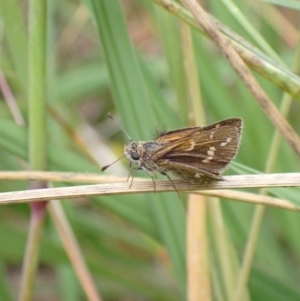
left=48, top=201, right=103, bottom=301
left=0, top=173, right=299, bottom=210
left=154, top=0, right=300, bottom=98
left=0, top=171, right=124, bottom=183
left=181, top=0, right=300, bottom=157
left=187, top=194, right=211, bottom=301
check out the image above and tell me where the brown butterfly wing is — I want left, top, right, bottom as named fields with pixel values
left=155, top=118, right=242, bottom=143
left=155, top=127, right=199, bottom=143
left=153, top=118, right=242, bottom=180
left=155, top=159, right=223, bottom=180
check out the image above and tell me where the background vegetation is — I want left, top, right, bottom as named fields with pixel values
left=0, top=0, right=300, bottom=300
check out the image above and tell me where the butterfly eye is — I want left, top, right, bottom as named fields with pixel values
left=131, top=152, right=140, bottom=160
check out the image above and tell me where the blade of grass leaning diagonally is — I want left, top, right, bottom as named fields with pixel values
left=152, top=0, right=300, bottom=100
left=208, top=1, right=300, bottom=298
left=87, top=0, right=187, bottom=295
left=181, top=0, right=300, bottom=157
left=234, top=34, right=300, bottom=301
left=202, top=1, right=300, bottom=298
left=216, top=0, right=280, bottom=61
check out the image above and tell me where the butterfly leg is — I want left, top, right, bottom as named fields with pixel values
left=161, top=172, right=181, bottom=199
left=128, top=163, right=158, bottom=195
left=146, top=175, right=156, bottom=194
left=127, top=169, right=134, bottom=188
left=127, top=163, right=142, bottom=188
left=151, top=174, right=157, bottom=195
left=141, top=169, right=157, bottom=194
left=126, top=163, right=133, bottom=185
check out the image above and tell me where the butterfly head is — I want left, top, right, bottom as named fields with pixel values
left=124, top=141, right=144, bottom=165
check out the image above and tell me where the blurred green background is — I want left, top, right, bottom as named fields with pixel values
left=0, top=0, right=300, bottom=300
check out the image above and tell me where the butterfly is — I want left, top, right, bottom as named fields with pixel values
left=102, top=114, right=242, bottom=197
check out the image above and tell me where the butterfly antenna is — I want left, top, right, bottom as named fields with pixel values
left=108, top=113, right=132, bottom=141
left=101, top=154, right=126, bottom=171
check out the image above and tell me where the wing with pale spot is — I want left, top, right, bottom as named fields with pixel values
left=153, top=118, right=242, bottom=180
